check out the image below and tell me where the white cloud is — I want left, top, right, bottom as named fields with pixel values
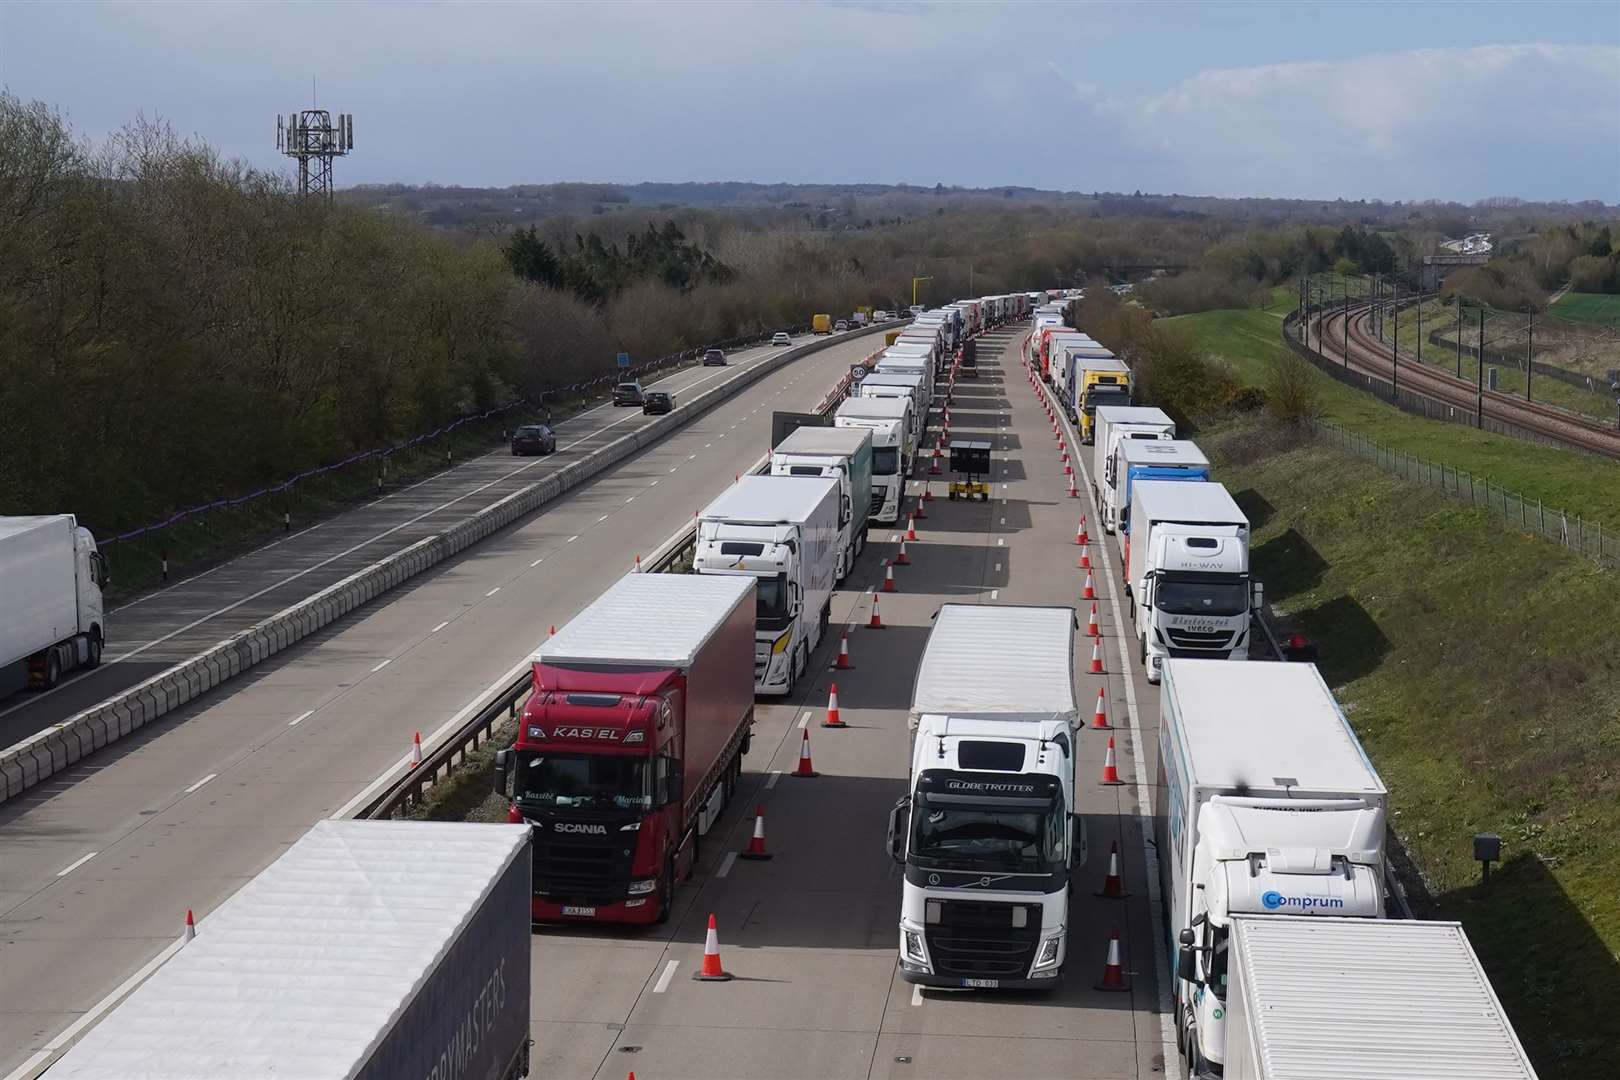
left=1058, top=43, right=1620, bottom=201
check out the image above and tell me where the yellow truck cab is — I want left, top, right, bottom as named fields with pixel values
left=812, top=313, right=833, bottom=335
left=1076, top=357, right=1132, bottom=444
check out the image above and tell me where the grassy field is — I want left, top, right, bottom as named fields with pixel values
left=1552, top=291, right=1620, bottom=326
left=1204, top=422, right=1620, bottom=1079
left=1162, top=288, right=1620, bottom=526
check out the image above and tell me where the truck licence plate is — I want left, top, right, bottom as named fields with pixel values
left=561, top=905, right=596, bottom=917
left=962, top=978, right=999, bottom=989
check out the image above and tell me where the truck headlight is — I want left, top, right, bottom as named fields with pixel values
left=1030, top=932, right=1064, bottom=972
left=771, top=630, right=792, bottom=655
left=627, top=878, right=658, bottom=896
left=903, top=930, right=929, bottom=966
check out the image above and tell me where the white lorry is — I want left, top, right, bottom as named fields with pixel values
left=50, top=820, right=534, bottom=1080
left=836, top=394, right=913, bottom=524
left=1091, top=405, right=1175, bottom=530
left=1, top=514, right=108, bottom=688
left=1158, top=659, right=1389, bottom=1079
left=695, top=475, right=839, bottom=695
left=877, top=346, right=936, bottom=401
left=888, top=604, right=1084, bottom=990
left=770, top=425, right=874, bottom=582
left=1224, top=915, right=1539, bottom=1080
left=1126, top=480, right=1256, bottom=682
left=858, top=371, right=929, bottom=451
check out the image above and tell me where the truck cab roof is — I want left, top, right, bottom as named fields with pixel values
left=836, top=395, right=910, bottom=420
left=533, top=573, right=753, bottom=668
left=1121, top=439, right=1209, bottom=468
left=698, top=474, right=839, bottom=526
left=773, top=426, right=871, bottom=457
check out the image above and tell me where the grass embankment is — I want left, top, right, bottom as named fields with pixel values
left=1163, top=288, right=1620, bottom=525
left=1553, top=291, right=1620, bottom=326
left=1162, top=289, right=1620, bottom=1077
left=1201, top=426, right=1620, bottom=1078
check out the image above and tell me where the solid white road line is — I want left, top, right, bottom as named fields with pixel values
left=56, top=852, right=98, bottom=878
left=370, top=659, right=391, bottom=673
left=910, top=985, right=924, bottom=1007
left=288, top=710, right=314, bottom=726
left=716, top=852, right=738, bottom=879
left=765, top=769, right=782, bottom=790
left=182, top=773, right=216, bottom=795
left=430, top=621, right=449, bottom=634
left=652, top=959, right=680, bottom=994
left=485, top=587, right=501, bottom=597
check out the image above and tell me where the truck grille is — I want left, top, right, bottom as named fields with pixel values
left=924, top=900, right=1040, bottom=980
left=531, top=829, right=634, bottom=905
left=869, top=491, right=885, bottom=514
left=1165, top=627, right=1234, bottom=652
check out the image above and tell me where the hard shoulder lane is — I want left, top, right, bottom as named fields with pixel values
left=520, top=326, right=1172, bottom=1080
left=0, top=333, right=840, bottom=749
left=0, top=332, right=883, bottom=1078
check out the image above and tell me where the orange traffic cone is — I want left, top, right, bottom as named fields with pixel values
left=1094, top=841, right=1129, bottom=898
left=915, top=493, right=928, bottom=518
left=1094, top=928, right=1130, bottom=991
left=693, top=913, right=734, bottom=981
left=882, top=560, right=897, bottom=593
left=1075, top=519, right=1087, bottom=545
left=410, top=731, right=423, bottom=769
left=1100, top=736, right=1124, bottom=784
left=1092, top=688, right=1111, bottom=729
left=740, top=806, right=773, bottom=860
left=1083, top=570, right=1095, bottom=600
left=922, top=480, right=934, bottom=502
left=1079, top=542, right=1091, bottom=570
left=867, top=595, right=886, bottom=629
left=905, top=516, right=917, bottom=541
left=184, top=909, right=196, bottom=942
left=549, top=624, right=557, bottom=636
left=1068, top=474, right=1079, bottom=498
left=1090, top=639, right=1105, bottom=674
left=895, top=539, right=911, bottom=565
left=930, top=445, right=942, bottom=475
left=1087, top=603, right=1100, bottom=637
left=1064, top=459, right=1074, bottom=476
left=792, top=729, right=819, bottom=777
left=634, top=554, right=642, bottom=572
left=835, top=630, right=853, bottom=669
left=822, top=683, right=846, bottom=728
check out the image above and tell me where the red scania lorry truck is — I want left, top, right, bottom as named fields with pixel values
left=496, top=572, right=756, bottom=925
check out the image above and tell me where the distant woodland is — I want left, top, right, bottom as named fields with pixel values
left=3, top=91, right=1615, bottom=540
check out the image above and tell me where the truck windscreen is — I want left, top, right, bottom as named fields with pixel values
left=1081, top=386, right=1131, bottom=414
left=911, top=796, right=1065, bottom=873
left=515, top=751, right=650, bottom=811
left=755, top=574, right=791, bottom=632
left=872, top=447, right=899, bottom=475
left=1156, top=574, right=1248, bottom=617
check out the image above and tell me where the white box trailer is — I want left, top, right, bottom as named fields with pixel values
left=836, top=394, right=913, bottom=524
left=771, top=425, right=874, bottom=582
left=1091, top=406, right=1175, bottom=529
left=50, top=820, right=533, bottom=1080
left=1, top=514, right=107, bottom=686
left=891, top=604, right=1084, bottom=990
left=1158, top=659, right=1388, bottom=1078
left=1225, top=916, right=1539, bottom=1080
left=696, top=475, right=839, bottom=695
left=858, top=372, right=929, bottom=449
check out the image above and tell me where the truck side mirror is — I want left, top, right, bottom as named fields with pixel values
left=1178, top=928, right=1195, bottom=946
left=493, top=749, right=511, bottom=796
left=1071, top=815, right=1088, bottom=867
left=1251, top=580, right=1264, bottom=612
left=886, top=798, right=910, bottom=864
left=1177, top=946, right=1198, bottom=983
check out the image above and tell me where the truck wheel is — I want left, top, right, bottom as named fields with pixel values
left=86, top=631, right=103, bottom=669
left=654, top=857, right=675, bottom=925
left=44, top=649, right=62, bottom=689
left=1140, top=635, right=1147, bottom=668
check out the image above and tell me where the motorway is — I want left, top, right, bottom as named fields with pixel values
left=518, top=328, right=1176, bottom=1079
left=0, top=332, right=838, bottom=750
left=0, top=330, right=890, bottom=1077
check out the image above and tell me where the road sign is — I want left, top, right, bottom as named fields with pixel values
left=849, top=364, right=868, bottom=383
left=617, top=352, right=630, bottom=368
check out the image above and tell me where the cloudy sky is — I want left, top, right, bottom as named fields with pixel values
left=2, top=0, right=1616, bottom=202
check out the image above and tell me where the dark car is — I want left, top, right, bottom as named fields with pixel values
left=612, top=381, right=645, bottom=406
left=510, top=423, right=557, bottom=456
left=701, top=348, right=727, bottom=366
left=642, top=391, right=673, bottom=415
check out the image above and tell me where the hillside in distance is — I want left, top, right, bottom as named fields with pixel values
left=339, top=180, right=1614, bottom=235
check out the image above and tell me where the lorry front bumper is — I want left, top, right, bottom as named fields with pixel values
left=532, top=894, right=659, bottom=925
left=899, top=966, right=1063, bottom=991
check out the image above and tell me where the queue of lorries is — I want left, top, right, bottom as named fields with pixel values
left=39, top=290, right=1538, bottom=1080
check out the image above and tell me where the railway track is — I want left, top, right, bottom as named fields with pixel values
left=1307, top=302, right=1620, bottom=459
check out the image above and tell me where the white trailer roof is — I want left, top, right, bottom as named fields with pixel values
left=1095, top=405, right=1174, bottom=428
left=775, top=425, right=871, bottom=457
left=860, top=372, right=924, bottom=389
left=534, top=572, right=753, bottom=667
left=698, top=474, right=838, bottom=526
left=1121, top=439, right=1209, bottom=468
left=0, top=514, right=70, bottom=542
left=50, top=820, right=529, bottom=1080
left=911, top=604, right=1077, bottom=722
left=837, top=395, right=910, bottom=420
left=1231, top=916, right=1537, bottom=1079
left=1130, top=479, right=1246, bottom=524
left=1162, top=660, right=1385, bottom=795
